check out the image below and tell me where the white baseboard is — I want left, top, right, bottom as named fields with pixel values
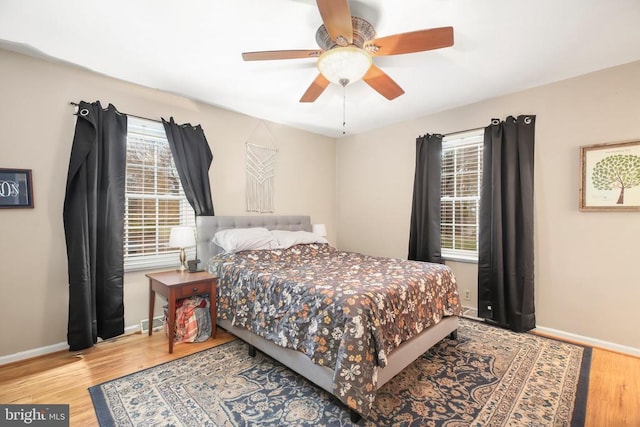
left=534, top=325, right=640, bottom=357
left=461, top=306, right=640, bottom=357
left=0, top=323, right=142, bottom=366
left=124, top=323, right=141, bottom=335
left=0, top=342, right=70, bottom=366
left=2, top=321, right=638, bottom=366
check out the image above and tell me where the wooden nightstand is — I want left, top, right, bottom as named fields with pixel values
left=146, top=270, right=217, bottom=353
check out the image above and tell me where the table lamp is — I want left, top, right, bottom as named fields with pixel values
left=169, top=226, right=196, bottom=272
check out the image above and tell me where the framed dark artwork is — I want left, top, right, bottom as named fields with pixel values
left=579, top=140, right=640, bottom=211
left=0, top=168, right=34, bottom=209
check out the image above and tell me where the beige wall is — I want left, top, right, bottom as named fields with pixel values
left=337, top=60, right=640, bottom=350
left=0, top=49, right=336, bottom=358
left=2, top=45, right=639, bottom=359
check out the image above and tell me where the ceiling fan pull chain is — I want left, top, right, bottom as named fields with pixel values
left=342, top=83, right=347, bottom=135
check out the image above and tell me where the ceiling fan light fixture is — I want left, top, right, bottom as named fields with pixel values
left=317, top=46, right=372, bottom=86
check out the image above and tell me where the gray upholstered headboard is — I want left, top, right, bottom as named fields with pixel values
left=195, top=215, right=312, bottom=265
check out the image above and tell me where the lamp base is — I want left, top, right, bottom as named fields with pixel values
left=177, top=248, right=188, bottom=272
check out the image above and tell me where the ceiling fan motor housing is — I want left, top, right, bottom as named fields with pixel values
left=315, top=16, right=376, bottom=50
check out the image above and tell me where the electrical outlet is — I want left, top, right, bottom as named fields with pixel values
left=464, top=290, right=471, bottom=301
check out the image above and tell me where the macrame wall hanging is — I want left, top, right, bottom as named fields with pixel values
left=245, top=121, right=278, bottom=213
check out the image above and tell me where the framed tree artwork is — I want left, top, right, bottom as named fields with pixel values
left=579, top=140, right=640, bottom=211
left=0, top=168, right=34, bottom=209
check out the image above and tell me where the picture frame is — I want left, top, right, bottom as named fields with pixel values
left=0, top=168, right=34, bottom=209
left=579, top=140, right=640, bottom=211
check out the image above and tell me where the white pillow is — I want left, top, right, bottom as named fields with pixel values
left=212, top=227, right=276, bottom=253
left=271, top=230, right=328, bottom=249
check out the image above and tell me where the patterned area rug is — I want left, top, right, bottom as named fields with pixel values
left=90, top=319, right=590, bottom=426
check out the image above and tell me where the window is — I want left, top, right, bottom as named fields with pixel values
left=124, top=117, right=195, bottom=271
left=440, top=130, right=483, bottom=261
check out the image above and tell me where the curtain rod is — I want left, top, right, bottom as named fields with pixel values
left=69, top=102, right=162, bottom=124
left=444, top=126, right=484, bottom=137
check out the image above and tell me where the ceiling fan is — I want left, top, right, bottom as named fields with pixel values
left=242, top=0, right=454, bottom=102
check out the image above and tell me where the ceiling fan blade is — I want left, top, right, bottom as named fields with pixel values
left=363, top=65, right=405, bottom=100
left=316, top=0, right=353, bottom=46
left=300, top=74, right=330, bottom=102
left=365, top=27, right=454, bottom=56
left=242, top=50, right=323, bottom=61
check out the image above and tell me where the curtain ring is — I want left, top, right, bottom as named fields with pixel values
left=524, top=116, right=532, bottom=125
left=491, top=118, right=500, bottom=125
left=80, top=108, right=90, bottom=117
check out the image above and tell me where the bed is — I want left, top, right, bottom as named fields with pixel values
left=196, top=215, right=462, bottom=420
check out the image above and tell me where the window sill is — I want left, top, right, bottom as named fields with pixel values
left=442, top=254, right=478, bottom=264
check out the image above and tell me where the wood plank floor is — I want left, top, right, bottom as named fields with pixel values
left=1, top=329, right=638, bottom=426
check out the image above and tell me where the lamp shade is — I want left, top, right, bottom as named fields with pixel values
left=317, top=47, right=372, bottom=86
left=169, top=226, right=195, bottom=248
left=312, top=224, right=327, bottom=237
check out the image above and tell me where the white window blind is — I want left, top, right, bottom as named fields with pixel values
left=441, top=130, right=483, bottom=261
left=124, top=117, right=195, bottom=271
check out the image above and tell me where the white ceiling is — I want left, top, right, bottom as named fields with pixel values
left=1, top=0, right=640, bottom=138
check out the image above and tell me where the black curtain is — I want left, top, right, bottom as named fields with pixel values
left=477, top=115, right=536, bottom=332
left=63, top=101, right=127, bottom=351
left=408, top=134, right=444, bottom=263
left=162, top=118, right=214, bottom=216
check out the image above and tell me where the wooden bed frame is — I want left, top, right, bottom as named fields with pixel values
left=196, top=215, right=459, bottom=420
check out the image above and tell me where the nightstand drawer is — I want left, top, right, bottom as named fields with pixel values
left=178, top=282, right=210, bottom=298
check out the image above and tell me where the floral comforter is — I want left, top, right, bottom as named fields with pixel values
left=208, top=243, right=462, bottom=416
